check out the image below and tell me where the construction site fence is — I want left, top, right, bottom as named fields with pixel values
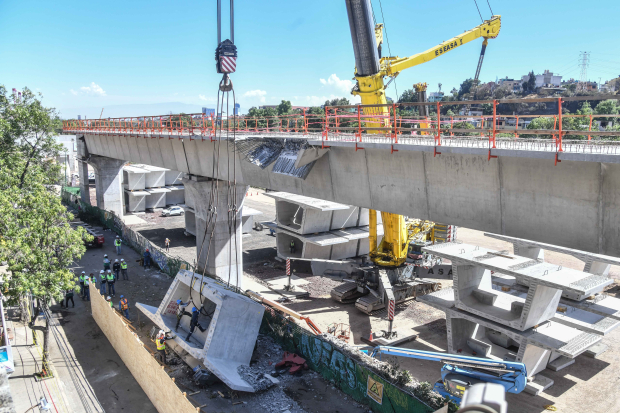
left=259, top=307, right=443, bottom=413
left=60, top=188, right=194, bottom=278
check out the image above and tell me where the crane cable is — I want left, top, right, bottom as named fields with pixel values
left=373, top=0, right=399, bottom=102
left=473, top=0, right=484, bottom=22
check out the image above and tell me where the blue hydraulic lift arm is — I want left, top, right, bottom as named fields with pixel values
left=369, top=346, right=527, bottom=396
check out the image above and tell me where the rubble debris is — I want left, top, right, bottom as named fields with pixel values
left=238, top=365, right=276, bottom=393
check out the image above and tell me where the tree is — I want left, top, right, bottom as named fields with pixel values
left=458, top=78, right=478, bottom=99
left=324, top=97, right=351, bottom=107
left=398, top=89, right=417, bottom=104
left=527, top=116, right=555, bottom=138
left=594, top=99, right=619, bottom=123
left=522, top=71, right=536, bottom=94
left=277, top=100, right=292, bottom=116
left=0, top=85, right=87, bottom=364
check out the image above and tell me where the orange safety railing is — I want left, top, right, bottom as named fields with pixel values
left=63, top=96, right=620, bottom=158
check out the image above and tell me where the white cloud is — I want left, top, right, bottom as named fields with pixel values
left=199, top=94, right=215, bottom=102
left=70, top=89, right=78, bottom=96
left=319, top=74, right=354, bottom=93
left=303, top=94, right=361, bottom=106
left=80, top=82, right=106, bottom=96
left=243, top=89, right=267, bottom=103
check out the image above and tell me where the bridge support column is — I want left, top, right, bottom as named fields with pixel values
left=183, top=176, right=248, bottom=289
left=77, top=159, right=91, bottom=205
left=513, top=244, right=544, bottom=260
left=584, top=259, right=611, bottom=276
left=88, top=155, right=125, bottom=217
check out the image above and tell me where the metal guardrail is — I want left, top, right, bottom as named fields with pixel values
left=63, top=96, right=620, bottom=160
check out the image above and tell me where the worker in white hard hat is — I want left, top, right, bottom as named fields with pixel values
left=106, top=296, right=113, bottom=308
left=79, top=271, right=86, bottom=298
left=99, top=270, right=107, bottom=295
left=114, top=235, right=122, bottom=255
left=120, top=258, right=128, bottom=280
left=112, top=259, right=121, bottom=280
left=103, top=254, right=111, bottom=271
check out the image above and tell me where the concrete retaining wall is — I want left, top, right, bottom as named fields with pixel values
left=90, top=281, right=198, bottom=413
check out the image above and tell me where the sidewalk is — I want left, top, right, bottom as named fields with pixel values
left=9, top=308, right=103, bottom=413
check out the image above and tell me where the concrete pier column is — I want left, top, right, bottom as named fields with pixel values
left=77, top=159, right=91, bottom=205
left=88, top=155, right=125, bottom=217
left=183, top=176, right=248, bottom=288
left=513, top=244, right=544, bottom=260
left=584, top=259, right=611, bottom=276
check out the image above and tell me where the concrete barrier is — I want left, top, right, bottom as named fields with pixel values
left=90, top=285, right=198, bottom=413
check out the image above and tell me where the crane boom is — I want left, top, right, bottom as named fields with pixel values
left=383, top=16, right=501, bottom=76
left=344, top=0, right=501, bottom=268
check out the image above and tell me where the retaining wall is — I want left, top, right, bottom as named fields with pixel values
left=90, top=281, right=198, bottom=413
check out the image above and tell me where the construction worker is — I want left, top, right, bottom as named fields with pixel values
left=113, top=259, right=121, bottom=280
left=120, top=258, right=128, bottom=280
left=143, top=248, right=151, bottom=269
left=107, top=269, right=116, bottom=297
left=79, top=271, right=86, bottom=298
left=106, top=296, right=113, bottom=308
left=290, top=240, right=296, bottom=254
left=61, top=288, right=75, bottom=308
left=114, top=235, right=122, bottom=255
left=119, top=295, right=129, bottom=318
left=156, top=330, right=167, bottom=364
left=175, top=299, right=191, bottom=331
left=99, top=270, right=107, bottom=295
left=185, top=307, right=206, bottom=342
left=165, top=238, right=170, bottom=253
left=83, top=273, right=92, bottom=301
left=103, top=254, right=111, bottom=271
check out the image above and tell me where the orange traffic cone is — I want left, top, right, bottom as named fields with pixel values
left=368, top=332, right=373, bottom=341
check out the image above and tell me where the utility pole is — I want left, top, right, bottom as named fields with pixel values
left=579, top=51, right=590, bottom=91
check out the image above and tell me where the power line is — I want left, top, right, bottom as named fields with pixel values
left=473, top=0, right=484, bottom=22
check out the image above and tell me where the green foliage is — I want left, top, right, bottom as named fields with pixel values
left=594, top=99, right=619, bottom=122
left=452, top=121, right=476, bottom=136
left=324, top=97, right=351, bottom=107
left=481, top=103, right=493, bottom=115
left=522, top=71, right=536, bottom=94
left=0, top=85, right=86, bottom=305
left=398, top=89, right=417, bottom=104
left=277, top=100, right=292, bottom=116
left=458, top=78, right=478, bottom=99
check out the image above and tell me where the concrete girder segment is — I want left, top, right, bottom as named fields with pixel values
left=136, top=270, right=265, bottom=392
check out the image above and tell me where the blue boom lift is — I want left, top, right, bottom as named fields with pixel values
left=366, top=346, right=527, bottom=404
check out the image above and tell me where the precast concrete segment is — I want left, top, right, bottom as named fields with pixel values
left=80, top=134, right=620, bottom=257
left=88, top=155, right=126, bottom=217
left=183, top=177, right=248, bottom=288
left=421, top=290, right=602, bottom=377
left=424, top=243, right=613, bottom=298
left=135, top=270, right=265, bottom=393
left=484, top=232, right=620, bottom=274
left=124, top=190, right=149, bottom=213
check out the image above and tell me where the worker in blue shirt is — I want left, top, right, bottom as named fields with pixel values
left=185, top=307, right=207, bottom=342
left=143, top=249, right=151, bottom=269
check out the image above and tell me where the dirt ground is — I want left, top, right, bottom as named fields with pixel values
left=58, top=222, right=368, bottom=413
left=70, top=188, right=620, bottom=413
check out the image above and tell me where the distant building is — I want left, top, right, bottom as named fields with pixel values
left=521, top=70, right=562, bottom=88
left=428, top=91, right=444, bottom=102
left=498, top=77, right=522, bottom=92
left=234, top=103, right=240, bottom=116
left=601, top=79, right=618, bottom=93
left=202, top=107, right=215, bottom=116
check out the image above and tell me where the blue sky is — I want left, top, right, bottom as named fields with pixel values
left=1, top=0, right=619, bottom=118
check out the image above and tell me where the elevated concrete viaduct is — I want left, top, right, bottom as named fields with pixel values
left=76, top=132, right=620, bottom=260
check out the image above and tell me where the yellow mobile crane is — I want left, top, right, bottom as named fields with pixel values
left=346, top=1, right=500, bottom=268
left=331, top=2, right=500, bottom=317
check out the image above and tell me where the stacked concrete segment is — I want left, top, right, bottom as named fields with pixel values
left=122, top=164, right=185, bottom=213
left=136, top=270, right=265, bottom=392
left=419, top=242, right=620, bottom=388
left=484, top=232, right=620, bottom=299
left=264, top=192, right=381, bottom=260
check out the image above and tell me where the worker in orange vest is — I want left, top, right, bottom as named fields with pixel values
left=119, top=295, right=129, bottom=318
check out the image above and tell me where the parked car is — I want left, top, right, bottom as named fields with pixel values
left=162, top=206, right=185, bottom=217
